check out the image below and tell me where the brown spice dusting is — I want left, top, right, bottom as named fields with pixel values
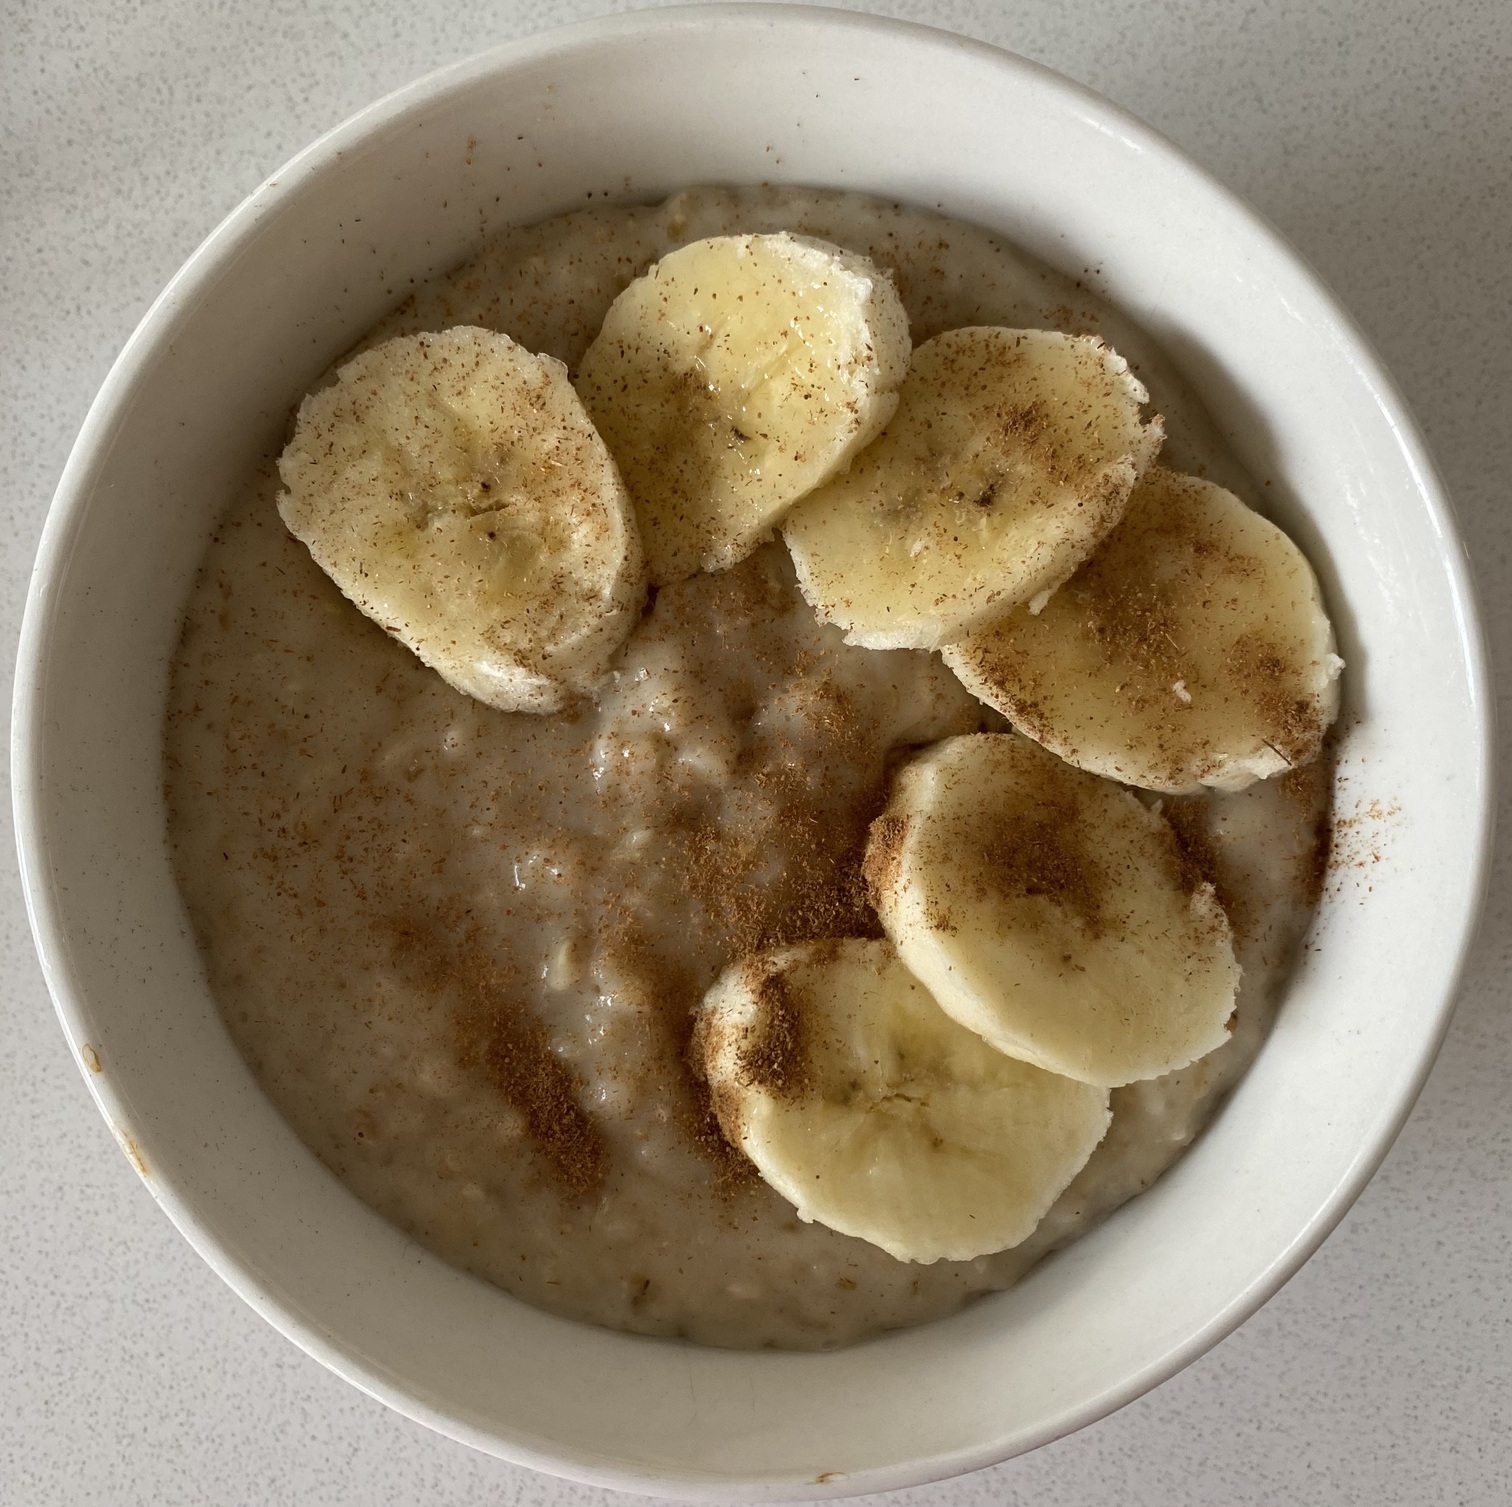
left=862, top=812, right=911, bottom=905
left=587, top=908, right=749, bottom=1185
left=675, top=765, right=885, bottom=962
left=696, top=1081, right=762, bottom=1190
left=1000, top=692, right=1051, bottom=747
left=683, top=1016, right=760, bottom=1191
left=1326, top=786, right=1399, bottom=894
left=998, top=400, right=1049, bottom=447
left=461, top=997, right=607, bottom=1200
left=652, top=558, right=895, bottom=968
left=1082, top=571, right=1186, bottom=706
left=958, top=468, right=1333, bottom=790
left=386, top=908, right=607, bottom=1200
left=1279, top=756, right=1334, bottom=907
left=736, top=960, right=811, bottom=1099
left=976, top=785, right=1108, bottom=937
left=1163, top=800, right=1230, bottom=903
left=1162, top=796, right=1250, bottom=940
left=1226, top=631, right=1325, bottom=766
left=542, top=546, right=943, bottom=1179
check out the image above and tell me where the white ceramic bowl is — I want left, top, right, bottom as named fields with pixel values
left=13, top=5, right=1492, bottom=1499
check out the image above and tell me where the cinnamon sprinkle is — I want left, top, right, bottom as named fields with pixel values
left=1282, top=758, right=1334, bottom=907
left=1162, top=797, right=1248, bottom=939
left=384, top=907, right=608, bottom=1200
left=737, top=962, right=811, bottom=1099
left=976, top=791, right=1109, bottom=937
left=862, top=813, right=911, bottom=905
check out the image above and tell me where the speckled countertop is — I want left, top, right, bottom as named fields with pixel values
left=3, top=1, right=1509, bottom=1503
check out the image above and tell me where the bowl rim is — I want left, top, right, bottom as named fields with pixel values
left=12, top=4, right=1496, bottom=1498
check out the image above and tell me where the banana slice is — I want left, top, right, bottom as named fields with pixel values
left=575, top=233, right=910, bottom=585
left=782, top=327, right=1164, bottom=650
left=695, top=937, right=1110, bottom=1263
left=278, top=326, right=645, bottom=714
left=865, top=734, right=1240, bottom=1087
left=943, top=467, right=1343, bottom=792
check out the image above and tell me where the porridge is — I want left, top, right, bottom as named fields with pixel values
left=164, top=187, right=1333, bottom=1349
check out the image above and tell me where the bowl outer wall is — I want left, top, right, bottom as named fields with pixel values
left=11, top=4, right=1493, bottom=1500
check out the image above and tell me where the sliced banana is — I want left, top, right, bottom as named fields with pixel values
left=782, top=327, right=1164, bottom=650
left=865, top=734, right=1240, bottom=1087
left=695, top=937, right=1110, bottom=1263
left=944, top=467, right=1342, bottom=793
left=277, top=327, right=645, bottom=714
left=575, top=232, right=910, bottom=585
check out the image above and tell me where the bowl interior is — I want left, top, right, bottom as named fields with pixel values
left=14, top=6, right=1489, bottom=1500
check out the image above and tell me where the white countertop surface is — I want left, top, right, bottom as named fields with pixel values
left=4, top=1, right=1509, bottom=1502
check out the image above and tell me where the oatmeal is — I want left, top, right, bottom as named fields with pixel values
left=164, top=187, right=1331, bottom=1349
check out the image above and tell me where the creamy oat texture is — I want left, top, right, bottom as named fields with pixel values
left=165, top=187, right=1331, bottom=1350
